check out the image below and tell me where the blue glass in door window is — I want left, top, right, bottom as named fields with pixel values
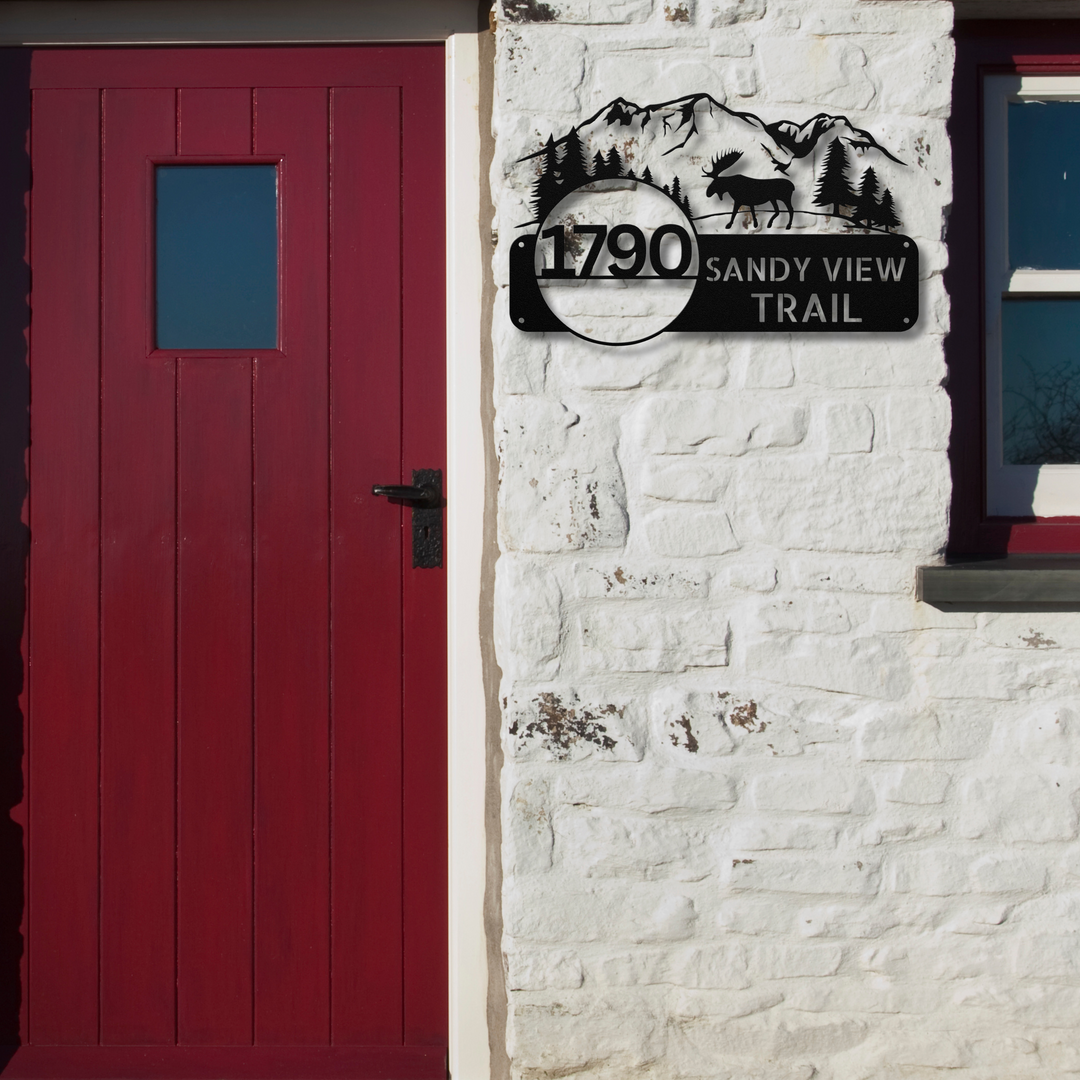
left=156, top=165, right=278, bottom=349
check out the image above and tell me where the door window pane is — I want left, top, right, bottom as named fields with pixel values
left=1002, top=297, right=1080, bottom=464
left=156, top=165, right=277, bottom=349
left=1008, top=101, right=1080, bottom=269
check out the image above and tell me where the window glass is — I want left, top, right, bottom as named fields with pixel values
left=156, top=164, right=277, bottom=349
left=986, top=78, right=1080, bottom=516
left=1002, top=298, right=1080, bottom=464
left=1008, top=101, right=1080, bottom=269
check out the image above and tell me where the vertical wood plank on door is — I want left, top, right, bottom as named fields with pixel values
left=174, top=85, right=256, bottom=1048
left=178, top=88, right=252, bottom=155
left=100, top=87, right=178, bottom=1045
left=27, top=87, right=101, bottom=1046
left=252, top=87, right=331, bottom=1045
left=177, top=360, right=254, bottom=1045
left=329, top=86, right=404, bottom=1046
left=400, top=63, right=448, bottom=1047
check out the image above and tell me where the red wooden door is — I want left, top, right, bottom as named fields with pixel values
left=6, top=46, right=446, bottom=1079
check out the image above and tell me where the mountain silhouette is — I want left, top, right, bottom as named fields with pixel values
left=517, top=93, right=904, bottom=233
left=518, top=93, right=903, bottom=170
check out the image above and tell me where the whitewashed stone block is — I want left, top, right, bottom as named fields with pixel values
left=706, top=0, right=765, bottom=25
left=737, top=342, right=795, bottom=388
left=640, top=459, right=724, bottom=502
left=494, top=555, right=563, bottom=680
left=497, top=29, right=586, bottom=113
left=569, top=560, right=710, bottom=599
left=505, top=948, right=584, bottom=989
left=506, top=687, right=645, bottom=761
left=579, top=604, right=730, bottom=670
left=633, top=394, right=807, bottom=456
left=726, top=61, right=759, bottom=98
left=552, top=764, right=738, bottom=813
left=878, top=765, right=950, bottom=806
left=650, top=686, right=735, bottom=759
left=750, top=768, right=872, bottom=814
left=498, top=398, right=629, bottom=551
left=723, top=818, right=839, bottom=851
left=641, top=507, right=740, bottom=556
left=553, top=808, right=710, bottom=880
left=823, top=401, right=874, bottom=453
left=500, top=0, right=655, bottom=24
left=746, top=941, right=843, bottom=979
left=958, top=774, right=1079, bottom=843
left=742, top=633, right=911, bottom=698
left=755, top=37, right=874, bottom=109
left=720, top=560, right=777, bottom=592
left=672, top=944, right=750, bottom=989
left=508, top=777, right=554, bottom=873
left=726, top=855, right=881, bottom=895
left=1013, top=705, right=1080, bottom=767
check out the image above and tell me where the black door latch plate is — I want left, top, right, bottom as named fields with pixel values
left=409, top=468, right=442, bottom=569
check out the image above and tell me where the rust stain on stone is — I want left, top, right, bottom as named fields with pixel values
left=502, top=0, right=557, bottom=21
left=728, top=698, right=766, bottom=733
left=670, top=714, right=699, bottom=753
left=509, top=692, right=620, bottom=757
left=664, top=2, right=691, bottom=21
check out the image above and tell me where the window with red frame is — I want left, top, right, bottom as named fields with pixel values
left=949, top=21, right=1080, bottom=552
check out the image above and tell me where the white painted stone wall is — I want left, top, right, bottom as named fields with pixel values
left=490, top=2, right=1080, bottom=1076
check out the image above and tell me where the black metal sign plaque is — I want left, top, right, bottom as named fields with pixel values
left=511, top=230, right=919, bottom=337
left=510, top=93, right=921, bottom=345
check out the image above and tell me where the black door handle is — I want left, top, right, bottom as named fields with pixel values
left=372, top=469, right=443, bottom=568
left=372, top=482, right=440, bottom=508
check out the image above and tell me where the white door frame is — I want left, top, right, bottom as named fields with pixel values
left=3, top=5, right=490, bottom=1078
left=445, top=30, right=490, bottom=1080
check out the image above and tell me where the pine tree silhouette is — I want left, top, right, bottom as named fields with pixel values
left=558, top=127, right=589, bottom=190
left=605, top=145, right=623, bottom=178
left=531, top=135, right=563, bottom=221
left=591, top=150, right=607, bottom=179
left=877, top=188, right=901, bottom=230
left=671, top=175, right=683, bottom=204
left=813, top=137, right=856, bottom=218
left=625, top=167, right=637, bottom=179
left=641, top=165, right=654, bottom=185
left=681, top=192, right=692, bottom=217
left=853, top=166, right=880, bottom=226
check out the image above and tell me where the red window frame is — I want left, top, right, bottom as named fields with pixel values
left=949, top=20, right=1080, bottom=552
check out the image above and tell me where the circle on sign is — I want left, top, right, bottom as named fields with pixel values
left=534, top=179, right=700, bottom=346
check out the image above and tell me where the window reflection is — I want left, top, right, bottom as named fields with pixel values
left=1009, top=101, right=1080, bottom=270
left=1002, top=298, right=1080, bottom=464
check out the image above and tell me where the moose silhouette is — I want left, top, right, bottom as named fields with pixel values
left=702, top=149, right=795, bottom=230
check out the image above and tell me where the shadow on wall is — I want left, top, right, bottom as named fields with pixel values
left=0, top=47, right=31, bottom=1060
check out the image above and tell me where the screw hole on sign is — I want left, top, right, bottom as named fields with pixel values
left=903, top=317, right=910, bottom=323
left=518, top=317, right=525, bottom=324
left=904, top=242, right=910, bottom=248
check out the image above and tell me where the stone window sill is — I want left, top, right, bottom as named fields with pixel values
left=917, top=556, right=1080, bottom=611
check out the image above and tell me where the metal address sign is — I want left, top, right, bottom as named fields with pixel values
left=510, top=94, right=920, bottom=345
